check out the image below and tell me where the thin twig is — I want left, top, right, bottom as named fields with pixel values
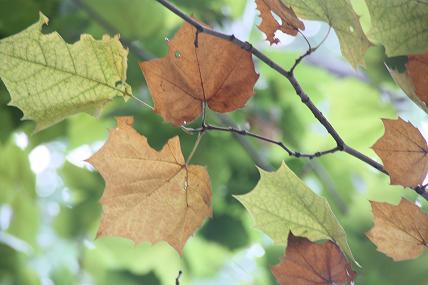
left=176, top=270, right=183, bottom=285
left=290, top=26, right=331, bottom=74
left=154, top=0, right=428, bottom=200
left=183, top=123, right=340, bottom=159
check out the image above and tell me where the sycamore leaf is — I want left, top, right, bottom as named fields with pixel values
left=87, top=117, right=212, bottom=254
left=282, top=0, right=371, bottom=67
left=367, top=199, right=428, bottom=261
left=0, top=13, right=132, bottom=132
left=387, top=63, right=428, bottom=115
left=372, top=117, right=428, bottom=187
left=255, top=0, right=305, bottom=45
left=365, top=0, right=428, bottom=57
left=272, top=235, right=356, bottom=285
left=140, top=22, right=259, bottom=126
left=235, top=162, right=355, bottom=263
left=407, top=53, right=428, bottom=107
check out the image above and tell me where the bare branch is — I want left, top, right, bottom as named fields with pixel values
left=183, top=123, right=341, bottom=160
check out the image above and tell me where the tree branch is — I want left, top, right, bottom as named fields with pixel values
left=183, top=123, right=340, bottom=159
left=154, top=0, right=428, bottom=200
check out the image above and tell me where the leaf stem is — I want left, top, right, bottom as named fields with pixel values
left=131, top=95, right=154, bottom=110
left=186, top=132, right=203, bottom=165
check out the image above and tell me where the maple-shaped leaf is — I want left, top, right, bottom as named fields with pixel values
left=255, top=0, right=305, bottom=45
left=87, top=117, right=212, bottom=254
left=280, top=0, right=371, bottom=67
left=140, top=22, right=259, bottom=126
left=272, top=235, right=356, bottom=285
left=235, top=162, right=355, bottom=264
left=372, top=117, right=428, bottom=187
left=365, top=0, right=428, bottom=57
left=367, top=199, right=428, bottom=261
left=0, top=13, right=132, bottom=132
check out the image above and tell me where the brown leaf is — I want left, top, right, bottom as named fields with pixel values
left=140, top=22, right=259, bottom=126
left=367, top=199, right=428, bottom=261
left=372, top=117, right=428, bottom=187
left=272, top=235, right=355, bottom=285
left=87, top=117, right=212, bottom=254
left=407, top=52, right=428, bottom=106
left=255, top=0, right=305, bottom=45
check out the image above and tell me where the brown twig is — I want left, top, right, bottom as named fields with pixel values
left=176, top=270, right=183, bottom=285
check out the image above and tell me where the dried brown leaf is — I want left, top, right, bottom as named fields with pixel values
left=372, top=117, right=428, bottom=187
left=255, top=0, right=305, bottom=45
left=407, top=52, right=428, bottom=106
left=367, top=199, right=428, bottom=261
left=140, top=22, right=259, bottom=126
left=87, top=117, right=212, bottom=254
left=272, top=235, right=355, bottom=285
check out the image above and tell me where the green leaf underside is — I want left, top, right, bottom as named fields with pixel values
left=365, top=0, right=428, bottom=56
left=0, top=13, right=132, bottom=131
left=235, top=162, right=355, bottom=264
left=283, top=0, right=371, bottom=67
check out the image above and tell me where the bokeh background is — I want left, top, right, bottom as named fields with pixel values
left=1, top=0, right=428, bottom=284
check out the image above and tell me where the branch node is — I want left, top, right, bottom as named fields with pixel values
left=243, top=41, right=253, bottom=51
left=301, top=95, right=309, bottom=103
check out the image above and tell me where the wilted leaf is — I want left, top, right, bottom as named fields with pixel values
left=87, top=117, right=212, bottom=254
left=407, top=53, right=428, bottom=107
left=282, top=0, right=371, bottom=67
left=387, top=64, right=428, bottom=114
left=365, top=0, right=428, bottom=57
left=272, top=235, right=355, bottom=285
left=235, top=162, right=355, bottom=263
left=140, top=22, right=259, bottom=126
left=0, top=13, right=132, bottom=131
left=372, top=117, right=428, bottom=187
left=255, top=0, right=305, bottom=45
left=367, top=199, right=428, bottom=261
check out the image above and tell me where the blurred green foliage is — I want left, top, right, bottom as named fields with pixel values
left=1, top=0, right=428, bottom=284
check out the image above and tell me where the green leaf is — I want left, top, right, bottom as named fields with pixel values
left=365, top=0, right=428, bottom=56
left=235, top=162, right=355, bottom=263
left=283, top=0, right=371, bottom=67
left=0, top=13, right=132, bottom=131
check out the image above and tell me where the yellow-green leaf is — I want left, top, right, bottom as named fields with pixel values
left=365, top=0, right=428, bottom=57
left=283, top=0, right=371, bottom=68
left=0, top=13, right=132, bottom=131
left=235, top=162, right=355, bottom=264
